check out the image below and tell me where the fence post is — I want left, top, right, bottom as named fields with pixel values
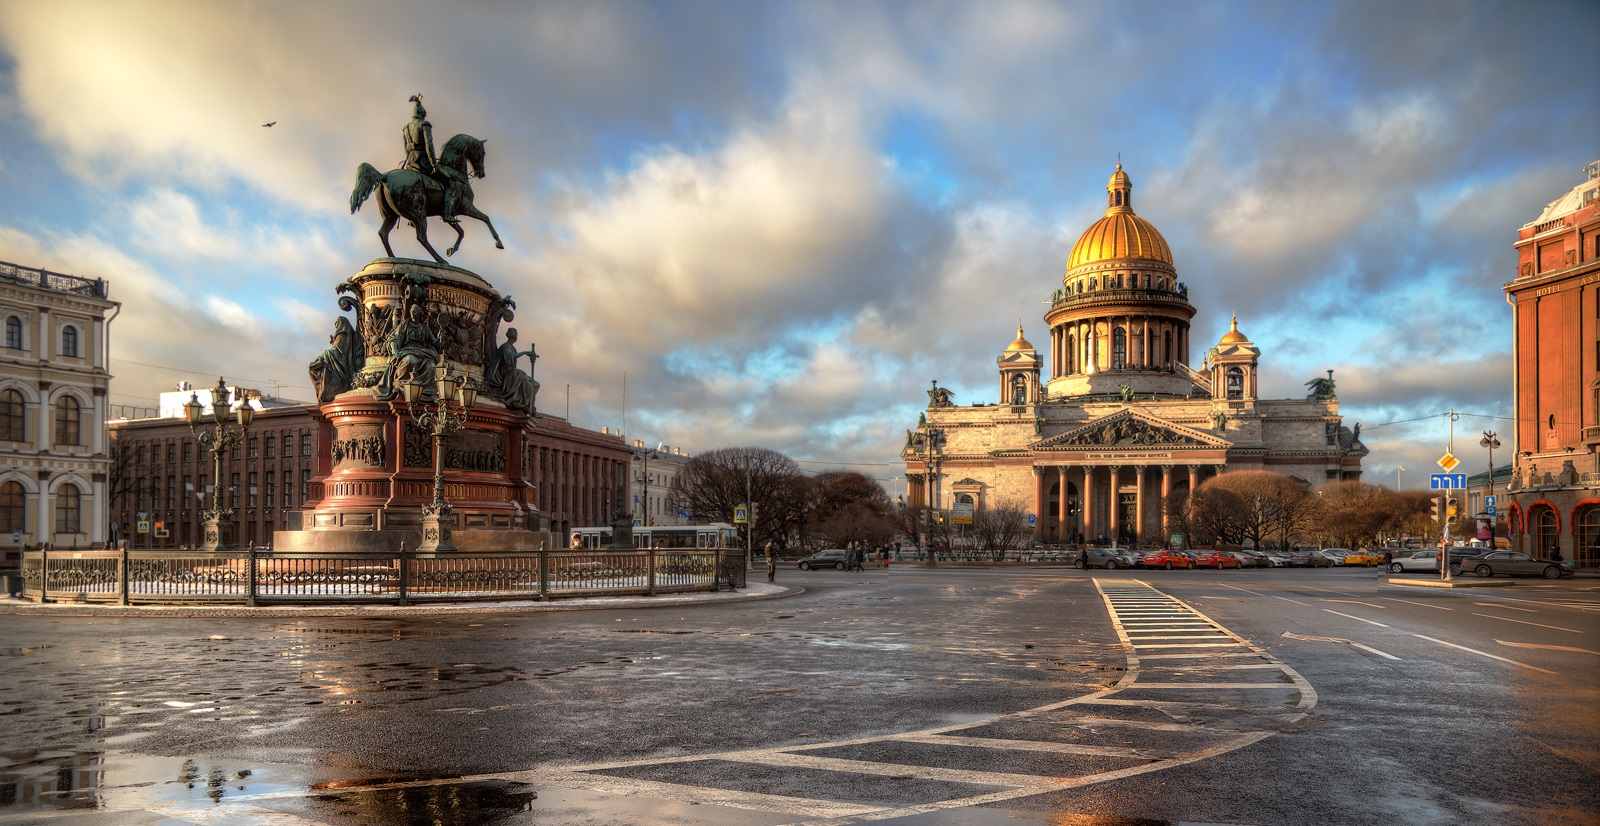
left=246, top=547, right=258, bottom=608
left=397, top=546, right=409, bottom=607
left=538, top=547, right=549, bottom=601
left=647, top=547, right=657, bottom=596
left=38, top=549, right=49, bottom=603
left=119, top=546, right=130, bottom=606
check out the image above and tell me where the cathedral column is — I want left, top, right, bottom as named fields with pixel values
left=1160, top=465, right=1172, bottom=537
left=1081, top=466, right=1094, bottom=543
left=1056, top=466, right=1069, bottom=535
left=1187, top=464, right=1198, bottom=496
left=1033, top=467, right=1047, bottom=540
left=1133, top=465, right=1146, bottom=544
left=1107, top=465, right=1120, bottom=542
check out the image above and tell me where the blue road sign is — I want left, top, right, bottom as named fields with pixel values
left=1484, top=495, right=1496, bottom=507
left=1429, top=473, right=1467, bottom=489
left=1027, top=513, right=1036, bottom=526
left=676, top=510, right=691, bottom=519
left=1486, top=505, right=1497, bottom=516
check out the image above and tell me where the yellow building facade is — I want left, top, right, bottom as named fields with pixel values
left=903, top=167, right=1366, bottom=545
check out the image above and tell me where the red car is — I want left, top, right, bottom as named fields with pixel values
left=1192, top=550, right=1241, bottom=569
left=1142, top=550, right=1194, bottom=570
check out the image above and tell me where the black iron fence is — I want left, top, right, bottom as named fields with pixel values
left=20, top=547, right=745, bottom=606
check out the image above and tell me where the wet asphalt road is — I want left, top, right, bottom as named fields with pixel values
left=0, top=565, right=1596, bottom=825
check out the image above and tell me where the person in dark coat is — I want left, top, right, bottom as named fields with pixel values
left=764, top=541, right=776, bottom=583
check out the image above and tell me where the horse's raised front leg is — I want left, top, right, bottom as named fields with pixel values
left=445, top=221, right=466, bottom=257
left=458, top=201, right=505, bottom=250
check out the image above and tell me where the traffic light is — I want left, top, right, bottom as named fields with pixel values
left=1446, top=497, right=1459, bottom=521
left=1429, top=497, right=1443, bottom=523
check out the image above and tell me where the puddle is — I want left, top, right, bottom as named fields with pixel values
left=0, top=750, right=301, bottom=811
left=298, top=778, right=536, bottom=825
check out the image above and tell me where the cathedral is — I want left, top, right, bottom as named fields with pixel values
left=903, top=165, right=1366, bottom=545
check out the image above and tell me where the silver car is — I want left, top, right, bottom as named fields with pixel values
left=1388, top=550, right=1441, bottom=573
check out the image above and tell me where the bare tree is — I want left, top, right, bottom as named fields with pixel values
left=1188, top=485, right=1246, bottom=545
left=107, top=435, right=146, bottom=513
left=809, top=471, right=895, bottom=548
left=1202, top=471, right=1312, bottom=550
left=1309, top=481, right=1401, bottom=549
left=970, top=498, right=1032, bottom=560
left=668, top=447, right=807, bottom=549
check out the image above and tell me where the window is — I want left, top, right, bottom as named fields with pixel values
left=53, top=397, right=80, bottom=446
left=248, top=438, right=259, bottom=459
left=1111, top=328, right=1126, bottom=369
left=182, top=475, right=192, bottom=510
left=166, top=442, right=175, bottom=463
left=54, top=484, right=81, bottom=533
left=1226, top=367, right=1244, bottom=400
left=265, top=436, right=276, bottom=459
left=265, top=472, right=275, bottom=508
left=4, top=317, right=20, bottom=350
left=183, top=442, right=191, bottom=462
left=60, top=325, right=78, bottom=358
left=247, top=472, right=258, bottom=507
left=230, top=473, right=240, bottom=506
left=230, top=442, right=239, bottom=460
left=1530, top=505, right=1560, bottom=558
left=166, top=477, right=175, bottom=511
left=1577, top=506, right=1599, bottom=569
left=300, top=469, right=311, bottom=504
left=282, top=435, right=293, bottom=457
left=300, top=433, right=312, bottom=456
left=0, top=389, right=23, bottom=442
left=0, top=481, right=23, bottom=532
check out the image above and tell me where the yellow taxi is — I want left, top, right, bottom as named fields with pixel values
left=1342, top=547, right=1381, bottom=566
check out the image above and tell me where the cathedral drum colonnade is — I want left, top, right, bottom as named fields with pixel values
left=904, top=166, right=1366, bottom=547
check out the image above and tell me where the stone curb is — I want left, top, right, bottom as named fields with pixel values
left=0, top=583, right=803, bottom=619
left=1384, top=578, right=1518, bottom=589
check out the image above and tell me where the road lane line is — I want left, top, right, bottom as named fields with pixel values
left=1324, top=599, right=1385, bottom=608
left=1302, top=586, right=1361, bottom=597
left=1322, top=609, right=1389, bottom=628
left=1271, top=595, right=1310, bottom=606
left=1128, top=682, right=1290, bottom=689
left=895, top=733, right=1154, bottom=759
left=1495, top=640, right=1600, bottom=656
left=1282, top=631, right=1400, bottom=660
left=1469, top=613, right=1584, bottom=633
left=1499, top=597, right=1600, bottom=612
left=1475, top=602, right=1537, bottom=613
left=1381, top=597, right=1452, bottom=610
left=1217, top=584, right=1267, bottom=597
left=1413, top=634, right=1558, bottom=675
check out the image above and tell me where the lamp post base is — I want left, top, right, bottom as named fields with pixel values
left=418, top=506, right=457, bottom=554
left=200, top=513, right=235, bottom=552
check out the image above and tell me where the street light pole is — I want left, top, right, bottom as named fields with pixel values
left=185, top=377, right=253, bottom=552
left=924, top=423, right=939, bottom=568
left=404, top=368, right=476, bottom=554
left=1481, top=430, right=1500, bottom=545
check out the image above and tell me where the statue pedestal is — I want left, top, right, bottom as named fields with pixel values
left=200, top=513, right=235, bottom=552
left=276, top=258, right=550, bottom=554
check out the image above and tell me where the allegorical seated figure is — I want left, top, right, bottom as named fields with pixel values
left=379, top=303, right=439, bottom=399
left=485, top=327, right=538, bottom=414
left=309, top=316, right=362, bottom=403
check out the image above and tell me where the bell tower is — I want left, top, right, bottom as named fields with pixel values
left=1207, top=315, right=1260, bottom=405
left=998, top=325, right=1042, bottom=406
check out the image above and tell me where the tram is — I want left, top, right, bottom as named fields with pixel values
left=568, top=523, right=738, bottom=549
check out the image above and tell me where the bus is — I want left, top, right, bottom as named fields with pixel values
left=569, top=523, right=739, bottom=550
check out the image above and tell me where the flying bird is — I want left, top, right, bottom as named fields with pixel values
left=262, top=121, right=276, bottom=127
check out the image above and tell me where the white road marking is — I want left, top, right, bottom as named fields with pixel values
left=1475, top=602, right=1537, bottom=613
left=1322, top=609, right=1389, bottom=628
left=1217, top=583, right=1267, bottom=597
left=1272, top=595, right=1311, bottom=606
left=1414, top=634, right=1558, bottom=675
left=1500, top=597, right=1600, bottom=613
left=1301, top=586, right=1361, bottom=597
left=1469, top=612, right=1584, bottom=634
left=1282, top=631, right=1400, bottom=660
left=1495, top=640, right=1600, bottom=656
left=1381, top=597, right=1452, bottom=610
left=1324, top=599, right=1385, bottom=608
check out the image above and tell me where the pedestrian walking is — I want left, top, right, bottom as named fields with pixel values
left=1077, top=546, right=1088, bottom=570
left=764, top=541, right=776, bottom=583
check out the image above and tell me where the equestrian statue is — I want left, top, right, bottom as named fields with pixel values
left=350, top=94, right=504, bottom=263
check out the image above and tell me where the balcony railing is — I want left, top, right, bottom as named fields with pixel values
left=21, top=546, right=745, bottom=606
left=0, top=260, right=108, bottom=299
left=1050, top=286, right=1192, bottom=310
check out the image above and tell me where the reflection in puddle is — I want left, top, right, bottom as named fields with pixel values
left=300, top=779, right=536, bottom=825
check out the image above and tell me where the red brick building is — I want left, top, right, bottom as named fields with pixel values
left=109, top=386, right=630, bottom=548
left=1503, top=160, right=1600, bottom=565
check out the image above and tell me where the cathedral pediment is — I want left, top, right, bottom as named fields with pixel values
left=1032, top=409, right=1228, bottom=451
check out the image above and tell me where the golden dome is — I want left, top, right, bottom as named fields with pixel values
left=1066, top=164, right=1173, bottom=269
left=1218, top=314, right=1249, bottom=344
left=1005, top=324, right=1034, bottom=352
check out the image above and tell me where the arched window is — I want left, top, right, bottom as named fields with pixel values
left=4, top=317, right=20, bottom=350
left=1530, top=505, right=1560, bottom=558
left=1111, top=328, right=1126, bottom=369
left=61, top=325, right=79, bottom=358
left=54, top=396, right=81, bottom=446
left=0, top=481, right=23, bottom=533
left=1066, top=334, right=1076, bottom=374
left=1011, top=374, right=1028, bottom=404
left=1575, top=505, right=1599, bottom=569
left=54, top=483, right=81, bottom=533
left=1164, top=331, right=1173, bottom=368
left=1226, top=367, right=1244, bottom=399
left=0, top=389, right=23, bottom=442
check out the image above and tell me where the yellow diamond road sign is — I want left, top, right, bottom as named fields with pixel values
left=1437, top=452, right=1460, bottom=472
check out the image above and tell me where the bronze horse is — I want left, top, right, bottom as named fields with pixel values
left=349, top=133, right=504, bottom=263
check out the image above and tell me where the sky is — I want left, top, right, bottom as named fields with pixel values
left=0, top=0, right=1594, bottom=494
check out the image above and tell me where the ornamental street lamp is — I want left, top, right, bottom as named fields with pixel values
left=403, top=368, right=477, bottom=553
left=1480, top=431, right=1501, bottom=536
left=184, top=377, right=254, bottom=552
left=923, top=422, right=940, bottom=568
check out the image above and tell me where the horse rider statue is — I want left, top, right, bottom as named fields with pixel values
left=403, top=94, right=463, bottom=225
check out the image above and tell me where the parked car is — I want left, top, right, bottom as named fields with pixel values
left=1388, top=550, right=1441, bottom=574
left=1142, top=550, right=1194, bottom=570
left=797, top=549, right=850, bottom=570
left=1320, top=548, right=1352, bottom=566
left=1074, top=547, right=1139, bottom=569
left=1192, top=550, right=1241, bottom=569
left=1262, top=553, right=1292, bottom=567
left=1453, top=551, right=1574, bottom=579
left=1343, top=548, right=1381, bottom=567
left=1288, top=550, right=1332, bottom=568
